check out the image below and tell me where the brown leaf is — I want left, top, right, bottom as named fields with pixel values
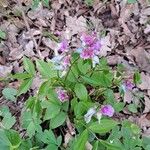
left=129, top=47, right=150, bottom=73
left=0, top=65, right=12, bottom=77
left=137, top=72, right=150, bottom=90
left=143, top=96, right=150, bottom=113
left=66, top=16, right=87, bottom=35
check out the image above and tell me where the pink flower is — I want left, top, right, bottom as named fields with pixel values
left=101, top=105, right=114, bottom=117
left=124, top=80, right=134, bottom=90
left=62, top=55, right=71, bottom=68
left=92, top=40, right=102, bottom=55
left=80, top=33, right=96, bottom=46
left=58, top=40, right=69, bottom=52
left=56, top=88, right=69, bottom=102
left=80, top=48, right=95, bottom=60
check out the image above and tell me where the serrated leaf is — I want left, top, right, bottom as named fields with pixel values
left=73, top=129, right=88, bottom=150
left=23, top=57, right=35, bottom=75
left=89, top=119, right=118, bottom=134
left=74, top=83, right=88, bottom=101
left=50, top=112, right=67, bottom=129
left=17, top=78, right=33, bottom=96
left=36, top=59, right=57, bottom=79
left=2, top=88, right=17, bottom=101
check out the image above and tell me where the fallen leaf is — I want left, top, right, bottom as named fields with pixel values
left=143, top=96, right=150, bottom=113
left=99, top=35, right=111, bottom=57
left=66, top=16, right=87, bottom=35
left=129, top=47, right=150, bottom=73
left=0, top=65, right=12, bottom=77
left=137, top=72, right=150, bottom=90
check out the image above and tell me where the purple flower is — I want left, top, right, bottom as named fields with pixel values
left=56, top=87, right=69, bottom=102
left=124, top=80, right=135, bottom=91
left=80, top=48, right=95, bottom=60
left=92, top=40, right=102, bottom=55
left=62, top=55, right=71, bottom=68
left=80, top=33, right=96, bottom=46
left=58, top=40, right=69, bottom=52
left=101, top=105, right=114, bottom=117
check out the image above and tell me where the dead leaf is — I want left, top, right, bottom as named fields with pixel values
left=143, top=96, right=150, bottom=113
left=129, top=47, right=150, bottom=73
left=63, top=132, right=73, bottom=148
left=124, top=90, right=133, bottom=103
left=99, top=35, right=111, bottom=57
left=137, top=72, right=150, bottom=90
left=0, top=65, right=12, bottom=77
left=66, top=16, right=87, bottom=35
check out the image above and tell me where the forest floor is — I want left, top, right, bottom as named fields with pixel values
left=0, top=0, right=150, bottom=138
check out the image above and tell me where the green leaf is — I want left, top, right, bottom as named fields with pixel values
left=0, top=29, right=6, bottom=39
left=21, top=111, right=42, bottom=138
left=38, top=80, right=51, bottom=98
left=134, top=71, right=141, bottom=84
left=39, top=130, right=57, bottom=145
left=23, top=57, right=35, bottom=75
left=89, top=119, right=118, bottom=134
left=5, top=130, right=21, bottom=149
left=100, top=140, right=122, bottom=150
left=77, top=59, right=91, bottom=74
left=127, top=0, right=137, bottom=3
left=17, top=78, right=33, bottom=96
left=73, top=129, right=88, bottom=150
left=74, top=83, right=88, bottom=101
left=84, top=0, right=94, bottom=6
left=2, top=88, right=17, bottom=101
left=36, top=59, right=57, bottom=79
left=32, top=0, right=40, bottom=9
left=12, top=73, right=32, bottom=80
left=128, top=104, right=137, bottom=113
left=50, top=112, right=67, bottom=129
left=0, top=106, right=16, bottom=129
left=42, top=100, right=61, bottom=120
left=42, top=0, right=49, bottom=7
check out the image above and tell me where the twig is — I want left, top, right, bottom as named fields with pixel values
left=17, top=0, right=43, bottom=59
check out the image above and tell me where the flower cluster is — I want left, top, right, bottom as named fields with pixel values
left=77, top=33, right=102, bottom=67
left=55, top=87, right=69, bottom=102
left=51, top=40, right=71, bottom=77
left=84, top=104, right=114, bottom=124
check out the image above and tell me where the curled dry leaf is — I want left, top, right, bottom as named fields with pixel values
left=143, top=96, right=150, bottom=113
